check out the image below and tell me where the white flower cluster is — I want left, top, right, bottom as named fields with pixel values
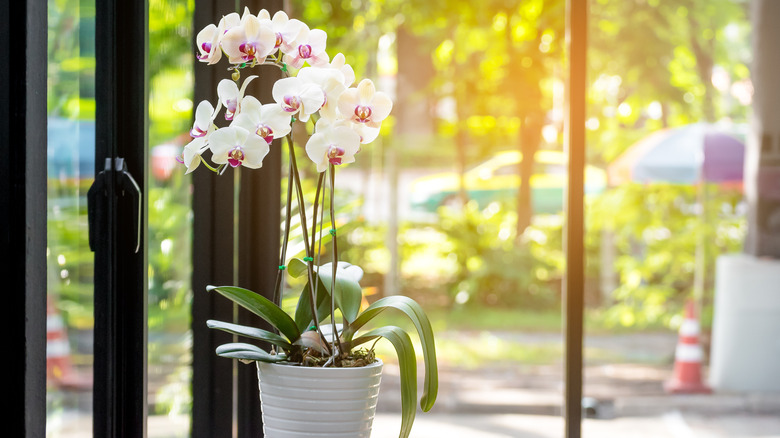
left=181, top=7, right=393, bottom=174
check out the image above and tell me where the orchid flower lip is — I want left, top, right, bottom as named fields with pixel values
left=327, top=145, right=346, bottom=165
left=354, top=105, right=372, bottom=123
left=239, top=42, right=257, bottom=61
left=228, top=147, right=245, bottom=167
left=298, top=44, right=312, bottom=59
left=256, top=125, right=274, bottom=144
left=282, top=95, right=301, bottom=112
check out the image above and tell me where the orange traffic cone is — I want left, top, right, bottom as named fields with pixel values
left=664, top=300, right=711, bottom=394
left=47, top=298, right=92, bottom=390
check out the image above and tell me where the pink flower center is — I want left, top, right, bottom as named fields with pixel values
left=275, top=32, right=283, bottom=48
left=239, top=42, right=257, bottom=61
left=327, top=145, right=345, bottom=166
left=298, top=44, right=312, bottom=59
left=256, top=125, right=274, bottom=144
left=282, top=95, right=301, bottom=113
left=228, top=147, right=245, bottom=167
left=354, top=105, right=372, bottom=123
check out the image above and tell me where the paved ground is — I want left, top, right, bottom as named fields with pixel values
left=372, top=412, right=780, bottom=438
left=369, top=330, right=780, bottom=438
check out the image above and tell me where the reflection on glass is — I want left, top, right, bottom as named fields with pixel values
left=147, top=0, right=195, bottom=436
left=46, top=0, right=96, bottom=436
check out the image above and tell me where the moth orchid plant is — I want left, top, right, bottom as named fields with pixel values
left=181, top=7, right=437, bottom=438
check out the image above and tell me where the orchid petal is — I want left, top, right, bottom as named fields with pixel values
left=241, top=135, right=271, bottom=169
left=260, top=103, right=293, bottom=138
left=357, top=79, right=376, bottom=103
left=308, top=29, right=327, bottom=52
left=370, top=91, right=393, bottom=121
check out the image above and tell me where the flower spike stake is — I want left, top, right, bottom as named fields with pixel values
left=180, top=7, right=437, bottom=438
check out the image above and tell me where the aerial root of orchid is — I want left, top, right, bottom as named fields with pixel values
left=180, top=6, right=393, bottom=176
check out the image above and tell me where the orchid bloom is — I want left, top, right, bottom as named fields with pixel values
left=257, top=10, right=305, bottom=55
left=196, top=23, right=224, bottom=65
left=282, top=25, right=329, bottom=69
left=315, top=116, right=378, bottom=147
left=217, top=10, right=243, bottom=34
left=231, top=96, right=291, bottom=145
left=272, top=76, right=325, bottom=122
left=305, top=124, right=361, bottom=173
left=217, top=75, right=257, bottom=121
left=328, top=53, right=356, bottom=88
left=179, top=122, right=217, bottom=174
left=337, top=79, right=393, bottom=129
left=190, top=100, right=217, bottom=138
left=221, top=14, right=276, bottom=64
left=297, top=67, right=346, bottom=121
left=351, top=123, right=381, bottom=145
left=209, top=126, right=270, bottom=169
left=180, top=135, right=209, bottom=174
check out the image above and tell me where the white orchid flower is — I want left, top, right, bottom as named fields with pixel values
left=209, top=126, right=270, bottom=169
left=305, top=124, right=361, bottom=173
left=196, top=23, right=224, bottom=65
left=315, top=116, right=379, bottom=146
left=179, top=122, right=217, bottom=174
left=297, top=67, right=346, bottom=121
left=337, top=78, right=393, bottom=129
left=231, top=96, right=292, bottom=144
left=190, top=100, right=217, bottom=138
left=351, top=123, right=380, bottom=145
left=221, top=14, right=276, bottom=64
left=282, top=25, right=329, bottom=69
left=217, top=75, right=257, bottom=121
left=328, top=53, right=356, bottom=87
left=272, top=76, right=325, bottom=122
left=180, top=136, right=208, bottom=174
left=217, top=10, right=242, bottom=34
left=256, top=10, right=305, bottom=55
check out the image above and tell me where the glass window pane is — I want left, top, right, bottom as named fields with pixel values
left=46, top=0, right=96, bottom=436
left=147, top=1, right=194, bottom=436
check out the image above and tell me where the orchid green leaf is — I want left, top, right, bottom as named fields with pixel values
left=215, top=342, right=286, bottom=363
left=315, top=262, right=362, bottom=324
left=345, top=296, right=438, bottom=411
left=206, top=319, right=293, bottom=350
left=207, top=285, right=301, bottom=342
left=293, top=282, right=332, bottom=333
left=351, top=326, right=417, bottom=438
left=287, top=257, right=308, bottom=278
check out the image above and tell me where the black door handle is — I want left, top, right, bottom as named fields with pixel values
left=87, top=157, right=143, bottom=253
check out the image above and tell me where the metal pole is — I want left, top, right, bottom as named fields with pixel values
left=564, top=0, right=587, bottom=437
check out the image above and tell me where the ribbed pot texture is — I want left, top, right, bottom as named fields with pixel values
left=256, top=360, right=383, bottom=438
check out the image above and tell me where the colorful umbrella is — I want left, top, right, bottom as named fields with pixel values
left=608, top=123, right=746, bottom=187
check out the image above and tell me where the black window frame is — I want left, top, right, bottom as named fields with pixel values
left=5, top=0, right=48, bottom=436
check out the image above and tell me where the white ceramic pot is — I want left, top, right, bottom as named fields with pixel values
left=256, top=360, right=383, bottom=438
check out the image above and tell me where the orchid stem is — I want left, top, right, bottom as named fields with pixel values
left=328, top=164, right=345, bottom=364
left=286, top=134, right=331, bottom=354
left=272, top=149, right=295, bottom=309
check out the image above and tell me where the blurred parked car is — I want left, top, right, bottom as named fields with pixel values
left=409, top=150, right=608, bottom=213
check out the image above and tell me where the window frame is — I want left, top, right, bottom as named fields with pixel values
left=5, top=0, right=48, bottom=436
